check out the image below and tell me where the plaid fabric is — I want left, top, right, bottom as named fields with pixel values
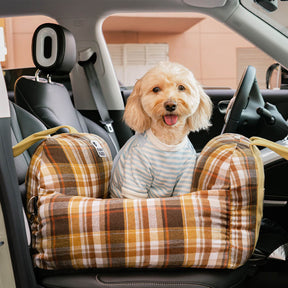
left=26, top=133, right=112, bottom=209
left=27, top=133, right=264, bottom=270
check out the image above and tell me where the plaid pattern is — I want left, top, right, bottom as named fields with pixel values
left=26, top=133, right=112, bottom=202
left=27, top=133, right=264, bottom=270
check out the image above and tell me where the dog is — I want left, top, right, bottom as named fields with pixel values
left=109, top=62, right=212, bottom=199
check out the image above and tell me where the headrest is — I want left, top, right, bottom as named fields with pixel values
left=32, top=23, right=76, bottom=75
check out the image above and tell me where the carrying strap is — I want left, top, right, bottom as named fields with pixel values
left=78, top=50, right=120, bottom=153
left=12, top=125, right=78, bottom=157
left=13, top=125, right=288, bottom=162
left=250, top=136, right=288, bottom=160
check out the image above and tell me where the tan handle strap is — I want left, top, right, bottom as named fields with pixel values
left=250, top=136, right=288, bottom=161
left=13, top=125, right=78, bottom=157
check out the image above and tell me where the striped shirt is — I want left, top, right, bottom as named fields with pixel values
left=109, top=129, right=196, bottom=199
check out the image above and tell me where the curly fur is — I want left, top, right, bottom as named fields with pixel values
left=124, top=62, right=213, bottom=145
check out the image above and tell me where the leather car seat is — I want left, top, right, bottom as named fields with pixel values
left=14, top=23, right=117, bottom=158
left=10, top=24, right=253, bottom=288
left=10, top=101, right=46, bottom=200
left=10, top=101, right=252, bottom=288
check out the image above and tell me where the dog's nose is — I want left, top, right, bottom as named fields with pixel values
left=164, top=101, right=177, bottom=112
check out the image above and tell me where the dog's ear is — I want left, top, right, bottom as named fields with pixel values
left=186, top=83, right=213, bottom=132
left=123, top=79, right=151, bottom=133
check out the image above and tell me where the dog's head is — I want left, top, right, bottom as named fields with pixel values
left=124, top=62, right=212, bottom=134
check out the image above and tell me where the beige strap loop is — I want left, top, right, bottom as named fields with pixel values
left=250, top=136, right=288, bottom=160
left=13, top=125, right=78, bottom=157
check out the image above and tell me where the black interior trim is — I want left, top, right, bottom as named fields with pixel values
left=0, top=117, right=41, bottom=288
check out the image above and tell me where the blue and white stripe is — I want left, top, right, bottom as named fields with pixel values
left=109, top=129, right=196, bottom=199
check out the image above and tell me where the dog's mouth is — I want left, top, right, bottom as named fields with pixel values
left=163, top=114, right=178, bottom=126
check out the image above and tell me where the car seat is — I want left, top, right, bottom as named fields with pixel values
left=8, top=101, right=253, bottom=288
left=9, top=24, right=254, bottom=288
left=14, top=23, right=118, bottom=158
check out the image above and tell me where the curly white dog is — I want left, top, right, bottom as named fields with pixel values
left=109, top=62, right=212, bottom=199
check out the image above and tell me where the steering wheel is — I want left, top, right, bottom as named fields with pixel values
left=222, top=65, right=265, bottom=135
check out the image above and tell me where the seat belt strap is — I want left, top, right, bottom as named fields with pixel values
left=79, top=50, right=120, bottom=152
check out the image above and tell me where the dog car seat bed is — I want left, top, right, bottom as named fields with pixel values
left=13, top=128, right=269, bottom=270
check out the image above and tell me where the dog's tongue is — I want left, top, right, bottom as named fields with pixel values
left=164, top=115, right=178, bottom=126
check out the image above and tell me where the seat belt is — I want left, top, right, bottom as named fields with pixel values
left=79, top=49, right=120, bottom=152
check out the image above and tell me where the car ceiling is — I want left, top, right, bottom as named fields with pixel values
left=0, top=0, right=234, bottom=19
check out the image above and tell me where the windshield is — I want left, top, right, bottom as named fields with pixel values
left=241, top=0, right=288, bottom=37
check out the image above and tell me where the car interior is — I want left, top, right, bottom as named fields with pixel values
left=1, top=0, right=288, bottom=287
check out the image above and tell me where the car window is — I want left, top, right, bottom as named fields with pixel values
left=0, top=13, right=282, bottom=91
left=103, top=12, right=277, bottom=90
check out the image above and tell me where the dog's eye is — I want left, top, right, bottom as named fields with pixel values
left=152, top=87, right=161, bottom=93
left=178, top=85, right=186, bottom=91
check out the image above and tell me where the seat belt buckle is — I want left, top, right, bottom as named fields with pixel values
left=100, top=120, right=114, bottom=133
